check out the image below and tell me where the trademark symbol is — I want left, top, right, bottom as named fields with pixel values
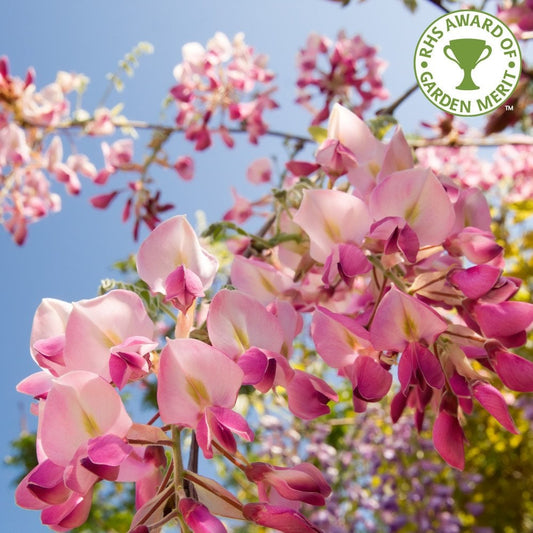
left=505, top=104, right=514, bottom=111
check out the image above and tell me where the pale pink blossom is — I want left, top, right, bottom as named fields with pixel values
left=137, top=215, right=218, bottom=296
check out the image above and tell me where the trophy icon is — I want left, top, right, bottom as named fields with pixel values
left=443, top=39, right=492, bottom=90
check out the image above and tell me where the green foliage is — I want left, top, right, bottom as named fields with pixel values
left=459, top=400, right=533, bottom=532
left=5, top=432, right=37, bottom=485
left=106, top=41, right=154, bottom=93
left=368, top=114, right=398, bottom=140
left=307, top=125, right=328, bottom=144
left=98, top=277, right=171, bottom=323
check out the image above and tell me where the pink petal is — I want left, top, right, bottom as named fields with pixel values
left=492, top=350, right=533, bottom=392
left=475, top=301, right=533, bottom=339
left=16, top=371, right=53, bottom=399
left=293, top=188, right=372, bottom=263
left=41, top=488, right=94, bottom=531
left=448, top=265, right=501, bottom=299
left=377, top=126, right=414, bottom=179
left=327, top=103, right=384, bottom=165
left=207, top=289, right=284, bottom=359
left=370, top=287, right=447, bottom=351
left=30, top=298, right=72, bottom=372
left=243, top=503, right=322, bottom=533
left=90, top=191, right=119, bottom=209
left=369, top=168, right=455, bottom=247
left=286, top=370, right=338, bottom=420
left=398, top=343, right=415, bottom=394
left=230, top=255, right=294, bottom=306
left=246, top=157, right=272, bottom=184
left=137, top=215, right=218, bottom=294
left=414, top=342, right=445, bottom=390
left=40, top=371, right=132, bottom=466
left=311, top=307, right=371, bottom=369
left=63, top=290, right=154, bottom=380
left=179, top=498, right=227, bottom=533
left=157, top=338, right=243, bottom=427
left=26, top=460, right=70, bottom=505
left=432, top=411, right=465, bottom=470
left=349, top=356, right=392, bottom=402
left=473, top=382, right=518, bottom=433
left=174, top=155, right=195, bottom=181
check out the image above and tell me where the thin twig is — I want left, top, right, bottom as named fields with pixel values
left=409, top=135, right=533, bottom=147
left=376, top=83, right=419, bottom=116
left=426, top=0, right=450, bottom=13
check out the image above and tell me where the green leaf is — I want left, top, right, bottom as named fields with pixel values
left=308, top=125, right=328, bottom=144
left=368, top=114, right=398, bottom=140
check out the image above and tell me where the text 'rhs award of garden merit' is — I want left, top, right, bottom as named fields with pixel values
left=414, top=9, right=522, bottom=117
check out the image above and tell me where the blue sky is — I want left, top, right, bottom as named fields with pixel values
left=0, top=0, right=488, bottom=530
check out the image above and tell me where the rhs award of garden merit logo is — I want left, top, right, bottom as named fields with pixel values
left=414, top=10, right=522, bottom=117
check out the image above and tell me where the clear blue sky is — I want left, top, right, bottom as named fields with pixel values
left=0, top=0, right=483, bottom=530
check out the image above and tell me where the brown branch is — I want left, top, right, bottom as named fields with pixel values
left=19, top=117, right=533, bottom=154
left=409, top=135, right=533, bottom=148
left=376, top=83, right=419, bottom=116
left=426, top=0, right=450, bottom=13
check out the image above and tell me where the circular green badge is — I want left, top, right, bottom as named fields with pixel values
left=414, top=10, right=522, bottom=117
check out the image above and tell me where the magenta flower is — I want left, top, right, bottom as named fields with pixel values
left=433, top=408, right=467, bottom=470
left=286, top=370, right=338, bottom=420
left=243, top=502, right=323, bottom=532
left=369, top=167, right=455, bottom=248
left=245, top=462, right=331, bottom=506
left=296, top=30, right=388, bottom=125
left=179, top=498, right=227, bottom=533
left=173, top=155, right=195, bottom=181
left=347, top=355, right=392, bottom=412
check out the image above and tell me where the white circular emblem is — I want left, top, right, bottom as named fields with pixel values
left=414, top=10, right=522, bottom=117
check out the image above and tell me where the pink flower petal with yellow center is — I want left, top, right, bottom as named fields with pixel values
left=63, top=290, right=155, bottom=380
left=370, top=287, right=447, bottom=351
left=157, top=338, right=244, bottom=427
left=293, top=188, right=372, bottom=263
left=369, top=168, right=455, bottom=247
left=207, top=289, right=284, bottom=359
left=39, top=371, right=132, bottom=467
left=137, top=215, right=218, bottom=294
left=311, top=306, right=371, bottom=368
left=230, top=255, right=294, bottom=306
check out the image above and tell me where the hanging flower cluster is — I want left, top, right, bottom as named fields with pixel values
left=0, top=57, right=92, bottom=243
left=15, top=103, right=533, bottom=532
left=170, top=32, right=278, bottom=150
left=295, top=31, right=389, bottom=124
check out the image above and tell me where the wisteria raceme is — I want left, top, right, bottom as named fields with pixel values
left=170, top=32, right=278, bottom=149
left=0, top=57, right=90, bottom=244
left=296, top=30, right=389, bottom=124
left=15, top=99, right=533, bottom=532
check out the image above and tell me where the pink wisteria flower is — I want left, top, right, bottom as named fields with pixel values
left=296, top=30, right=388, bottom=124
left=137, top=215, right=218, bottom=312
left=16, top=370, right=134, bottom=531
left=157, top=338, right=253, bottom=458
left=170, top=32, right=277, bottom=148
left=19, top=290, right=157, bottom=396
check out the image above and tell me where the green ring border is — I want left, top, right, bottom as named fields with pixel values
left=413, top=9, right=523, bottom=117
